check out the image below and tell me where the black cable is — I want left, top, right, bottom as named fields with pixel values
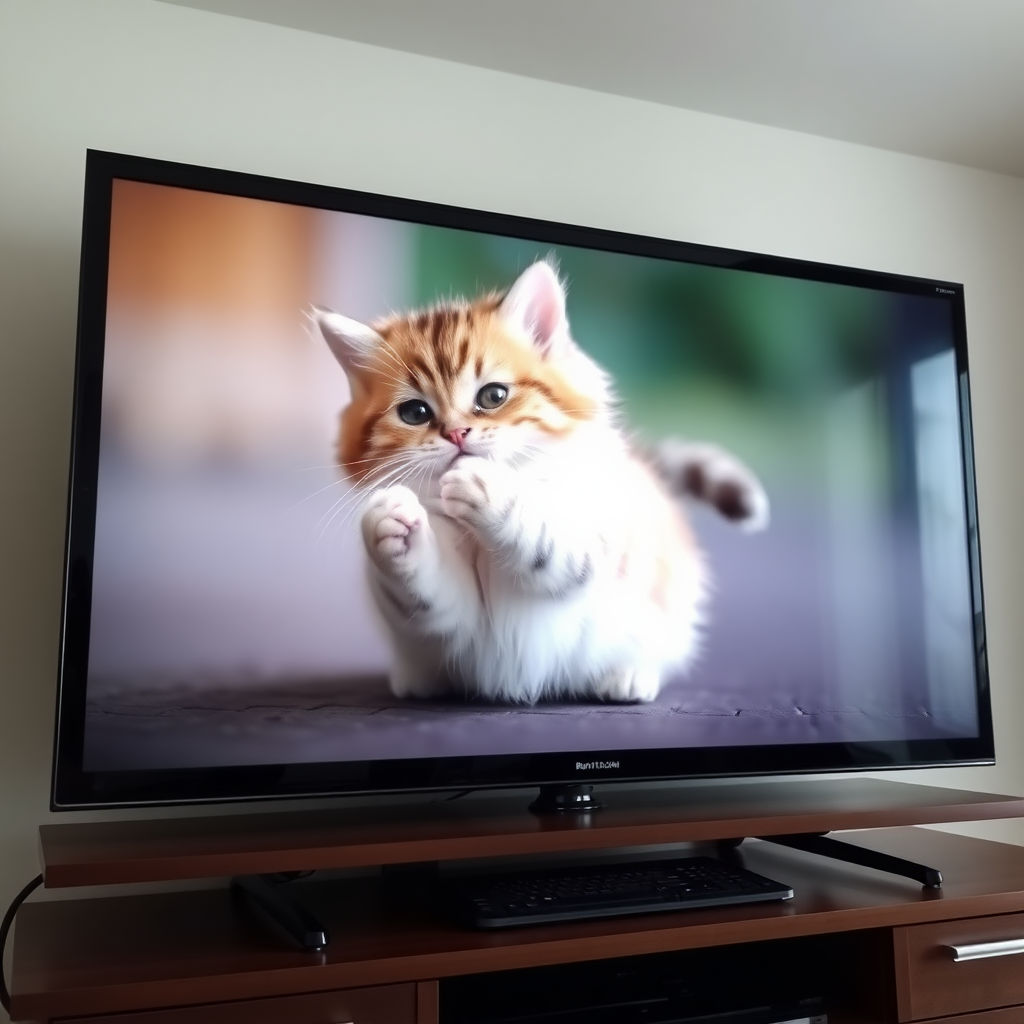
left=0, top=874, right=43, bottom=1013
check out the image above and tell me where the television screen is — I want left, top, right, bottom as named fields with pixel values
left=51, top=151, right=992, bottom=807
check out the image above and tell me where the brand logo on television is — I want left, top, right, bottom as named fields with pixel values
left=576, top=760, right=621, bottom=771
left=935, top=287, right=956, bottom=295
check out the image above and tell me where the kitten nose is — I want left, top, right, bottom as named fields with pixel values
left=445, top=427, right=471, bottom=449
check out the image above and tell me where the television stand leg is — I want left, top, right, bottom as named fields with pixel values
left=231, top=874, right=330, bottom=950
left=759, top=833, right=943, bottom=889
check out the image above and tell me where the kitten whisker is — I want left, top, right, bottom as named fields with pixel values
left=314, top=484, right=367, bottom=532
left=345, top=452, right=416, bottom=469
left=333, top=456, right=433, bottom=540
left=286, top=475, right=351, bottom=513
left=292, top=452, right=424, bottom=522
left=289, top=463, right=354, bottom=473
left=317, top=476, right=394, bottom=544
left=314, top=457, right=418, bottom=536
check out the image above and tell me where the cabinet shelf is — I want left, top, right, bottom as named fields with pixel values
left=38, top=779, right=1024, bottom=888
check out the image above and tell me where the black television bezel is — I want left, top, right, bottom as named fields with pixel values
left=50, top=149, right=995, bottom=809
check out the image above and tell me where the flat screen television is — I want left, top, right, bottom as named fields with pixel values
left=51, top=150, right=993, bottom=808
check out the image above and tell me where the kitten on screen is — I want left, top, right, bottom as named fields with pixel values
left=312, top=261, right=767, bottom=704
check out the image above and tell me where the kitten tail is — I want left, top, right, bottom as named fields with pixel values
left=648, top=439, right=770, bottom=532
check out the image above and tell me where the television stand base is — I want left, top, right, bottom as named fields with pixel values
left=528, top=783, right=604, bottom=814
left=757, top=832, right=943, bottom=888
left=230, top=873, right=329, bottom=950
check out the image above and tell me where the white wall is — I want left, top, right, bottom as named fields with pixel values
left=2, top=0, right=1024, bottom=1006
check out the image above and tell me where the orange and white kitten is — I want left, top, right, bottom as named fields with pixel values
left=313, top=262, right=767, bottom=703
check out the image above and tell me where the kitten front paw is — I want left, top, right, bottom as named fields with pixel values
left=361, top=486, right=432, bottom=576
left=440, top=457, right=515, bottom=533
left=592, top=666, right=661, bottom=703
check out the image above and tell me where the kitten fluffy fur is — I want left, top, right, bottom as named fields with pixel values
left=314, top=261, right=767, bottom=704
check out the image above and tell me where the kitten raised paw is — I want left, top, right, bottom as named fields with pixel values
left=361, top=486, right=432, bottom=576
left=440, top=457, right=515, bottom=532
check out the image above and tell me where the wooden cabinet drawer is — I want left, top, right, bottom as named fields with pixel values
left=895, top=914, right=1024, bottom=1021
left=913, top=1010, right=1024, bottom=1024
left=62, top=981, right=433, bottom=1024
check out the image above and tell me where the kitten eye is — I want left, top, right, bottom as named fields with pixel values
left=475, top=383, right=509, bottom=410
left=397, top=399, right=433, bottom=425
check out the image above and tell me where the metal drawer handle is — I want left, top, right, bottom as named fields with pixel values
left=948, top=938, right=1024, bottom=961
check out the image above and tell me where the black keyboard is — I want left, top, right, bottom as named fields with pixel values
left=443, top=856, right=793, bottom=928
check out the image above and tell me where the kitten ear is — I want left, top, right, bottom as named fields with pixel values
left=309, top=306, right=383, bottom=384
left=498, top=261, right=570, bottom=357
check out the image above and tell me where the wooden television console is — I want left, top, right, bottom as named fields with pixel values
left=11, top=779, right=1024, bottom=1024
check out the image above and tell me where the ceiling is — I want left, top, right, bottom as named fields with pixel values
left=159, top=0, right=1024, bottom=179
